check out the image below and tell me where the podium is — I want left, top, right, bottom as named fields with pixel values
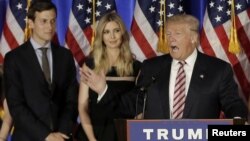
left=115, top=119, right=235, bottom=141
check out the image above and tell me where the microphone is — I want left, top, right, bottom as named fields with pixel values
left=135, top=75, right=156, bottom=119
left=139, top=76, right=156, bottom=92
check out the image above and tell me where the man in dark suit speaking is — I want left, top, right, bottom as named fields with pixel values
left=136, top=14, right=247, bottom=120
left=3, top=1, right=78, bottom=141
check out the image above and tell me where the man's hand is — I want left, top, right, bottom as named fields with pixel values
left=80, top=64, right=106, bottom=94
left=45, top=132, right=69, bottom=141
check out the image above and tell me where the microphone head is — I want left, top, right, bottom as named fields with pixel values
left=152, top=76, right=156, bottom=82
left=139, top=75, right=157, bottom=93
left=140, top=87, right=145, bottom=92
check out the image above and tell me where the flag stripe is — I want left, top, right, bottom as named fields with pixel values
left=133, top=1, right=159, bottom=50
left=217, top=23, right=249, bottom=101
left=199, top=28, right=216, bottom=56
left=129, top=36, right=146, bottom=62
left=68, top=10, right=92, bottom=45
left=236, top=11, right=250, bottom=63
left=65, top=28, right=86, bottom=66
left=2, top=23, right=19, bottom=50
left=65, top=9, right=92, bottom=66
left=131, top=18, right=157, bottom=59
left=201, top=13, right=227, bottom=60
left=5, top=4, right=24, bottom=45
left=0, top=0, right=25, bottom=64
left=216, top=21, right=250, bottom=101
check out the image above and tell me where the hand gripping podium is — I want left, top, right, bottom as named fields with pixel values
left=115, top=119, right=237, bottom=141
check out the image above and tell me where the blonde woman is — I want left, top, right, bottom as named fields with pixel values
left=77, top=12, right=141, bottom=141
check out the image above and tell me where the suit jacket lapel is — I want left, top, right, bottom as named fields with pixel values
left=50, top=44, right=58, bottom=96
left=157, top=56, right=172, bottom=118
left=183, top=52, right=207, bottom=118
left=26, top=41, right=54, bottom=96
left=26, top=41, right=50, bottom=87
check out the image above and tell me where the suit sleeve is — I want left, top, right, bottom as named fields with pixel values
left=219, top=63, right=248, bottom=118
left=97, top=60, right=143, bottom=106
left=57, top=51, right=78, bottom=136
left=4, top=53, right=51, bottom=141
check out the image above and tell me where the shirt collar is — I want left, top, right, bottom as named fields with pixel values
left=30, top=37, right=51, bottom=50
left=172, top=49, right=197, bottom=67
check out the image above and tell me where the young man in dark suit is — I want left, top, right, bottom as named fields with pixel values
left=136, top=14, right=247, bottom=120
left=3, top=1, right=78, bottom=141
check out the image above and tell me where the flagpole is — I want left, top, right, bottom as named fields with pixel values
left=24, top=0, right=31, bottom=42
left=91, top=0, right=96, bottom=49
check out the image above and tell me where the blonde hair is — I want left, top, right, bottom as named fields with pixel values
left=90, top=12, right=134, bottom=76
left=166, top=14, right=200, bottom=46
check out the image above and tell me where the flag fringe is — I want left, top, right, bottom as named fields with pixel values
left=157, top=0, right=169, bottom=54
left=229, top=0, right=241, bottom=54
left=91, top=0, right=96, bottom=49
left=24, top=0, right=31, bottom=42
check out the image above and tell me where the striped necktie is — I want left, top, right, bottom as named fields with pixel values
left=172, top=61, right=186, bottom=119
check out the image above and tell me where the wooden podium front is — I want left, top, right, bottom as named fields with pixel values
left=115, top=119, right=234, bottom=141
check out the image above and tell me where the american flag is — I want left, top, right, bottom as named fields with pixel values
left=65, top=0, right=116, bottom=67
left=200, top=0, right=250, bottom=104
left=130, top=0, right=184, bottom=61
left=0, top=0, right=28, bottom=64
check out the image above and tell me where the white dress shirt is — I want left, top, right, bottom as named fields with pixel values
left=169, top=49, right=197, bottom=119
left=30, top=37, right=53, bottom=82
